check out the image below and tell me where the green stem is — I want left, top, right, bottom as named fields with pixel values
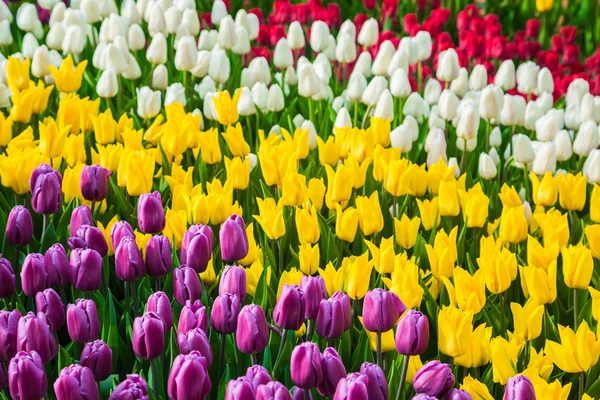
left=395, top=355, right=410, bottom=400
left=130, top=281, right=139, bottom=317
left=150, top=358, right=161, bottom=400
left=308, top=98, right=315, bottom=123
left=574, top=288, right=579, bottom=330
left=376, top=332, right=382, bottom=368
left=275, top=329, right=287, bottom=368
left=40, top=214, right=48, bottom=247
left=580, top=371, right=585, bottom=400
left=219, top=333, right=226, bottom=378
left=361, top=106, right=372, bottom=129
left=251, top=353, right=258, bottom=366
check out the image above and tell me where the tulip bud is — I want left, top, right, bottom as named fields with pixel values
left=274, top=38, right=293, bottom=70
left=68, top=225, right=109, bottom=258
left=9, top=351, right=48, bottom=400
left=137, top=191, right=165, bottom=234
left=147, top=33, right=167, bottom=65
left=317, top=347, right=346, bottom=398
left=298, top=64, right=322, bottom=98
left=353, top=52, right=372, bottom=78
left=267, top=84, right=285, bottom=112
left=114, top=236, right=144, bottom=282
left=174, top=35, right=197, bottom=72
left=336, top=32, right=357, bottom=64
left=300, top=276, right=326, bottom=321
left=80, top=165, right=111, bottom=202
left=357, top=18, right=378, bottom=47
left=532, top=142, right=557, bottom=176
left=6, top=206, right=33, bottom=247
left=146, top=291, right=173, bottom=330
left=361, top=75, right=387, bottom=107
left=316, top=291, right=351, bottom=340
left=390, top=68, right=411, bottom=99
left=363, top=289, right=405, bottom=332
left=301, top=120, right=318, bottom=150
left=109, top=375, right=148, bottom=400
left=69, top=206, right=93, bottom=238
left=69, top=248, right=102, bottom=292
left=513, top=134, right=536, bottom=165
left=356, top=363, right=388, bottom=400
left=175, top=300, right=207, bottom=336
left=256, top=381, right=291, bottom=400
left=479, top=153, right=498, bottom=180
left=446, top=389, right=473, bottom=400
left=174, top=267, right=203, bottom=306
left=436, top=48, right=459, bottom=82
left=403, top=92, right=430, bottom=123
left=574, top=120, right=600, bottom=157
left=152, top=65, right=168, bottom=91
left=334, top=107, right=352, bottom=130
left=413, top=360, right=455, bottom=398
left=246, top=365, right=272, bottom=391
left=414, top=31, right=432, bottom=62
left=424, top=79, right=442, bottom=105
left=136, top=87, right=162, bottom=119
left=236, top=304, right=269, bottom=354
left=0, top=310, right=21, bottom=363
left=495, top=60, right=516, bottom=91
left=537, top=67, right=554, bottom=95
left=133, top=312, right=165, bottom=360
left=0, top=20, right=13, bottom=47
left=333, top=373, right=369, bottom=399
left=535, top=114, right=559, bottom=142
left=127, top=24, right=145, bottom=51
left=285, top=21, right=305, bottom=50
left=30, top=164, right=62, bottom=215
left=66, top=299, right=100, bottom=344
left=504, top=375, right=535, bottom=400
left=181, top=224, right=214, bottom=273
left=554, top=130, right=573, bottom=162
left=225, top=377, right=254, bottom=400
left=54, top=364, right=98, bottom=400
left=218, top=265, right=247, bottom=301
left=17, top=312, right=57, bottom=364
left=310, top=21, right=330, bottom=52
left=372, top=41, right=394, bottom=76
left=274, top=284, right=306, bottom=331
left=208, top=49, right=231, bottom=85
left=21, top=253, right=48, bottom=296
left=450, top=68, right=469, bottom=97
left=469, top=64, right=487, bottom=91
left=211, top=293, right=240, bottom=335
left=517, top=61, right=539, bottom=95
left=395, top=310, right=429, bottom=356
left=96, top=68, right=119, bottom=98
left=80, top=340, right=112, bottom=381
left=165, top=83, right=187, bottom=107
left=438, top=90, right=459, bottom=121
left=291, top=342, right=322, bottom=389
left=0, top=257, right=14, bottom=300
left=347, top=72, right=367, bottom=103
left=292, top=387, right=312, bottom=400
left=111, top=221, right=135, bottom=251
left=177, top=327, right=212, bottom=366
left=480, top=85, right=504, bottom=121
left=167, top=351, right=212, bottom=400
left=35, top=289, right=64, bottom=331
left=145, top=235, right=172, bottom=278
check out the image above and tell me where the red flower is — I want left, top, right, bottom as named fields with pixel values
left=327, top=3, right=341, bottom=27
left=538, top=51, right=560, bottom=71
left=481, top=60, right=495, bottom=77
left=564, top=44, right=580, bottom=64
left=484, top=14, right=499, bottom=25
left=199, top=13, right=212, bottom=29
left=525, top=19, right=540, bottom=38
left=586, top=54, right=600, bottom=74
left=363, top=0, right=377, bottom=10
left=456, top=10, right=470, bottom=31
left=551, top=35, right=564, bottom=52
left=430, top=8, right=451, bottom=24
left=431, top=0, right=441, bottom=9
left=517, top=41, right=529, bottom=60
left=560, top=26, right=577, bottom=44
left=465, top=4, right=478, bottom=17
left=257, top=25, right=270, bottom=46
left=487, top=36, right=507, bottom=59
left=354, top=14, right=369, bottom=33
left=514, top=31, right=526, bottom=42
left=528, top=41, right=540, bottom=58
left=411, top=24, right=425, bottom=37
left=382, top=0, right=399, bottom=19
left=295, top=4, right=311, bottom=25
left=470, top=18, right=486, bottom=35
left=436, top=32, right=453, bottom=46
left=269, top=25, right=286, bottom=47
left=251, top=47, right=271, bottom=62
left=417, top=0, right=427, bottom=12
left=403, top=14, right=418, bottom=34
left=486, top=23, right=501, bottom=39
left=248, top=8, right=264, bottom=23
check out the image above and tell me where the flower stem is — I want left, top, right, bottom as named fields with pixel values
left=275, top=329, right=287, bottom=368
left=395, top=355, right=410, bottom=400
left=376, top=332, right=383, bottom=368
left=580, top=371, right=585, bottom=400
left=150, top=358, right=161, bottom=400
left=130, top=281, right=139, bottom=317
left=574, top=288, right=579, bottom=330
left=219, top=333, right=226, bottom=378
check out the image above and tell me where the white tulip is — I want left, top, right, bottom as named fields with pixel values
left=203, top=92, right=217, bottom=120
left=195, top=76, right=216, bottom=100
left=97, top=69, right=119, bottom=98
left=310, top=21, right=330, bottom=53
left=429, top=106, right=446, bottom=131
left=583, top=149, right=600, bottom=184
left=448, top=158, right=460, bottom=178
left=424, top=79, right=442, bottom=105
left=31, top=45, right=51, bottom=78
left=490, top=127, right=502, bottom=148
left=354, top=51, right=372, bottom=78
left=301, top=120, right=318, bottom=149
left=248, top=57, right=271, bottom=86
left=165, top=82, right=187, bottom=106
left=427, top=137, right=448, bottom=167
left=0, top=2, right=12, bottom=24
left=287, top=21, right=305, bottom=50
left=297, top=64, right=321, bottom=98
left=122, top=0, right=141, bottom=24
left=456, top=104, right=480, bottom=140
left=373, top=89, right=394, bottom=121
left=479, top=85, right=504, bottom=121
left=469, top=64, right=487, bottom=91
left=436, top=48, right=459, bottom=82
left=336, top=32, right=357, bottom=64
left=147, top=33, right=167, bottom=65
left=17, top=3, right=39, bottom=32
left=414, top=31, right=432, bottom=61
left=536, top=67, right=554, bottom=95
left=181, top=9, right=200, bottom=36
left=267, top=84, right=284, bottom=112
left=0, top=20, right=12, bottom=47
left=122, top=54, right=142, bottom=80
left=524, top=101, right=543, bottom=131
left=450, top=68, right=469, bottom=97
left=21, top=33, right=39, bottom=59
left=573, top=120, right=600, bottom=157
left=404, top=115, right=419, bottom=142
left=535, top=114, right=559, bottom=142
left=137, top=87, right=162, bottom=119
left=338, top=20, right=356, bottom=41
left=62, top=25, right=86, bottom=54
left=361, top=76, right=387, bottom=107
left=175, top=35, right=198, bottom=71
left=565, top=104, right=581, bottom=131
left=403, top=92, right=430, bottom=123
left=211, top=0, right=227, bottom=26
left=390, top=68, right=411, bottom=98
left=516, top=61, right=539, bottom=95
left=147, top=4, right=167, bottom=36
left=566, top=78, right=589, bottom=108
left=322, top=35, right=337, bottom=61
left=0, top=83, right=10, bottom=108
left=251, top=82, right=269, bottom=111
left=425, top=127, right=446, bottom=153
left=235, top=86, right=255, bottom=117
left=495, top=60, right=516, bottom=91
left=478, top=153, right=497, bottom=180
left=198, top=30, right=216, bottom=51
left=334, top=107, right=352, bottom=130
left=390, top=125, right=413, bottom=153
left=372, top=40, right=395, bottom=76
left=387, top=49, right=409, bottom=77
left=127, top=24, right=146, bottom=51
left=232, top=26, right=250, bottom=55
left=190, top=50, right=211, bottom=78
left=81, top=0, right=101, bottom=23
left=554, top=130, right=573, bottom=162
left=218, top=15, right=235, bottom=50
left=513, top=134, right=536, bottom=165
left=399, top=37, right=418, bottom=66
left=151, top=64, right=168, bottom=90
left=357, top=18, right=378, bottom=48
left=208, top=49, right=230, bottom=84
left=347, top=72, right=367, bottom=103
left=274, top=38, right=294, bottom=69
left=164, top=6, right=182, bottom=34
left=247, top=13, right=260, bottom=41
left=532, top=142, right=557, bottom=175
left=46, top=23, right=65, bottom=50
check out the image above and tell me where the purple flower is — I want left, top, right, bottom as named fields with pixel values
left=0, top=309, right=22, bottom=362
left=80, top=164, right=111, bottom=202
left=181, top=224, right=213, bottom=273
left=6, top=206, right=33, bottom=246
left=315, top=291, right=350, bottom=340
left=145, top=235, right=172, bottom=277
left=44, top=244, right=70, bottom=286
left=225, top=377, right=255, bottom=400
left=290, top=342, right=322, bottom=389
left=300, top=276, right=326, bottom=321
left=30, top=164, right=62, bottom=215
left=317, top=348, right=346, bottom=398
left=178, top=300, right=208, bottom=335
left=133, top=312, right=165, bottom=360
left=504, top=375, right=536, bottom=400
left=218, top=265, right=247, bottom=301
left=362, top=288, right=405, bottom=333
left=66, top=299, right=100, bottom=343
left=21, top=253, right=48, bottom=296
left=146, top=291, right=173, bottom=330
left=109, top=375, right=149, bottom=400
left=8, top=351, right=48, bottom=400
left=70, top=205, right=93, bottom=237
left=360, top=363, right=388, bottom=400
left=210, top=293, right=240, bottom=335
left=219, top=214, right=249, bottom=262
left=17, top=312, right=57, bottom=364
left=412, top=361, right=455, bottom=398
left=69, top=248, right=103, bottom=292
left=333, top=373, right=369, bottom=400
left=137, top=192, right=165, bottom=234
left=246, top=365, right=272, bottom=391
left=0, top=258, right=15, bottom=298
left=80, top=340, right=113, bottom=382
left=236, top=304, right=269, bottom=355
left=167, top=352, right=211, bottom=400
left=395, top=310, right=429, bottom=356
left=177, top=328, right=213, bottom=366
left=54, top=364, right=98, bottom=400
left=256, top=381, right=291, bottom=400
left=273, top=284, right=306, bottom=331
left=173, top=266, right=202, bottom=306
left=446, top=389, right=473, bottom=400
left=68, top=224, right=109, bottom=257
left=115, top=236, right=145, bottom=281
left=110, top=221, right=135, bottom=251
left=35, top=289, right=65, bottom=331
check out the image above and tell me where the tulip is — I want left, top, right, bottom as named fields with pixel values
left=137, top=192, right=165, bottom=234
left=17, top=312, right=57, bottom=364
left=97, top=69, right=118, bottom=98
left=495, top=60, right=516, bottom=91
left=274, top=285, right=306, bottom=331
left=395, top=310, right=429, bottom=356
left=256, top=381, right=292, bottom=400
left=30, top=164, right=62, bottom=215
left=70, top=206, right=93, bottom=237
left=372, top=41, right=394, bottom=76
left=300, top=276, right=326, bottom=321
left=145, top=235, right=172, bottom=277
left=168, top=351, right=212, bottom=400
left=491, top=337, right=521, bottom=384
left=218, top=265, right=247, bottom=301
left=287, top=21, right=305, bottom=50
left=574, top=120, right=600, bottom=157
left=225, top=377, right=254, bottom=400
left=70, top=248, right=103, bottom=292
left=178, top=328, right=212, bottom=365
left=413, top=360, right=455, bottom=398
left=54, top=364, right=98, bottom=400
left=246, top=365, right=272, bottom=390
left=80, top=165, right=110, bottom=202
left=315, top=291, right=351, bottom=340
left=333, top=373, right=369, bottom=400
left=504, top=375, right=535, bottom=400
left=411, top=395, right=438, bottom=400
left=317, top=347, right=346, bottom=398
left=69, top=225, right=109, bottom=257
left=80, top=340, right=112, bottom=381
left=8, top=351, right=48, bottom=400
left=137, top=87, right=162, bottom=119
left=291, top=342, right=322, bottom=389
left=478, top=153, right=497, bottom=180
left=133, top=312, right=165, bottom=360
left=362, top=76, right=388, bottom=107
left=360, top=363, right=388, bottom=400
left=211, top=293, right=240, bottom=335
left=181, top=225, right=214, bottom=273
left=436, top=49, right=459, bottom=83
left=0, top=310, right=22, bottom=362
left=111, top=221, right=135, bottom=251
left=0, top=259, right=15, bottom=299
left=236, top=304, right=269, bottom=355
left=178, top=300, right=208, bottom=335
left=174, top=266, right=203, bottom=306
left=446, top=389, right=473, bottom=400
left=146, top=291, right=173, bottom=330
left=220, top=214, right=249, bottom=262
left=6, top=206, right=33, bottom=247
left=357, top=18, right=378, bottom=47
left=109, top=375, right=149, bottom=400
left=21, top=253, right=48, bottom=297
left=66, top=299, right=100, bottom=343
left=362, top=289, right=405, bottom=333
left=562, top=243, right=593, bottom=289
left=35, top=289, right=64, bottom=331
left=115, top=237, right=144, bottom=282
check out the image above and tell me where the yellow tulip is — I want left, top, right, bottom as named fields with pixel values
left=296, top=205, right=320, bottom=244
left=90, top=108, right=118, bottom=145
left=460, top=376, right=494, bottom=400
left=438, top=179, right=460, bottom=217
left=63, top=134, right=86, bottom=167
left=491, top=336, right=521, bottom=384
left=316, top=136, right=341, bottom=167
left=280, top=128, right=309, bottom=160
left=545, top=322, right=600, bottom=373
left=62, top=163, right=85, bottom=203
left=335, top=204, right=358, bottom=243
left=365, top=236, right=395, bottom=274
left=585, top=225, right=600, bottom=260
left=561, top=243, right=593, bottom=289
left=258, top=143, right=296, bottom=187
left=384, top=158, right=413, bottom=197
left=459, top=183, right=489, bottom=228
left=57, top=94, right=100, bottom=134
left=30, top=81, right=54, bottom=114
left=369, top=117, right=391, bottom=147
left=478, top=239, right=517, bottom=294
left=245, top=259, right=268, bottom=297
left=213, top=89, right=241, bottom=126
left=239, top=223, right=260, bottom=266
left=97, top=216, right=119, bottom=256
left=592, top=184, right=600, bottom=223
left=427, top=159, right=455, bottom=195
left=299, top=242, right=319, bottom=275
left=48, top=56, right=87, bottom=93
left=224, top=156, right=250, bottom=190
left=0, top=148, right=46, bottom=194
left=8, top=126, right=35, bottom=151
left=372, top=145, right=400, bottom=183
left=134, top=231, right=153, bottom=260
left=358, top=316, right=395, bottom=352
left=500, top=205, right=528, bottom=244
left=534, top=209, right=569, bottom=249
left=96, top=144, right=124, bottom=172
left=198, top=128, right=222, bottom=164
left=163, top=209, right=188, bottom=250
left=455, top=323, right=492, bottom=368
left=536, top=0, right=553, bottom=12
left=527, top=235, right=559, bottom=271
left=383, top=258, right=423, bottom=310
left=325, top=164, right=353, bottom=203
left=394, top=214, right=420, bottom=249
left=118, top=113, right=133, bottom=137
left=416, top=197, right=440, bottom=231
left=356, top=191, right=384, bottom=236
left=437, top=305, right=473, bottom=358
left=318, top=262, right=347, bottom=297
left=340, top=126, right=375, bottom=163
left=523, top=370, right=571, bottom=400
left=406, top=355, right=423, bottom=385
left=254, top=197, right=286, bottom=240
left=6, top=58, right=31, bottom=92
left=306, top=178, right=326, bottom=211
left=10, top=88, right=35, bottom=123
left=0, top=113, right=13, bottom=146
left=346, top=252, right=373, bottom=300
left=522, top=262, right=557, bottom=304
left=487, top=217, right=500, bottom=235
left=442, top=267, right=486, bottom=314
left=527, top=348, right=554, bottom=381
left=425, top=226, right=458, bottom=280
left=281, top=172, right=307, bottom=207
left=277, top=267, right=304, bottom=299
left=589, top=287, right=600, bottom=322
left=118, top=150, right=155, bottom=196
left=164, top=164, right=194, bottom=193
left=222, top=123, right=250, bottom=157
left=39, top=119, right=69, bottom=159
left=499, top=184, right=523, bottom=208
left=511, top=299, right=544, bottom=342
left=344, top=155, right=371, bottom=189
left=530, top=171, right=558, bottom=207
left=143, top=115, right=165, bottom=145
left=557, top=173, right=587, bottom=211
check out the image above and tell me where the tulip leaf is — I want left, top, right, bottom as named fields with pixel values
left=350, top=329, right=368, bottom=372
left=58, top=346, right=72, bottom=371
left=217, top=365, right=230, bottom=400
left=56, top=199, right=76, bottom=241
left=39, top=223, right=58, bottom=253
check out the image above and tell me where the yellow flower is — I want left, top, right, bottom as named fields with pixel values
left=39, top=119, right=69, bottom=159
left=6, top=57, right=31, bottom=92
left=500, top=205, right=528, bottom=244
left=200, top=259, right=217, bottom=285
left=523, top=370, right=571, bottom=400
left=536, top=0, right=553, bottom=12
left=30, top=81, right=54, bottom=114
left=346, top=252, right=373, bottom=300
left=281, top=172, right=307, bottom=207
left=561, top=243, right=593, bottom=289
left=239, top=223, right=260, bottom=266
left=10, top=88, right=35, bottom=123
left=383, top=258, right=423, bottom=310
left=589, top=287, right=600, bottom=322
left=245, top=259, right=268, bottom=297
left=164, top=164, right=194, bottom=193
left=254, top=197, right=286, bottom=240
left=0, top=148, right=47, bottom=194
left=522, top=262, right=557, bottom=305
left=585, top=225, right=600, bottom=260
left=57, top=94, right=100, bottom=134
left=511, top=299, right=544, bottom=342
left=318, top=262, right=346, bottom=297
left=416, top=197, right=440, bottom=231
left=491, top=336, right=521, bottom=384
left=118, top=150, right=155, bottom=196
left=455, top=323, right=492, bottom=368
left=530, top=171, right=558, bottom=207
left=438, top=179, right=460, bottom=217
left=335, top=204, right=358, bottom=243
left=0, top=113, right=13, bottom=146
left=96, top=144, right=123, bottom=172
left=527, top=348, right=554, bottom=381
left=365, top=236, right=395, bottom=274
left=394, top=215, right=420, bottom=249
left=8, top=127, right=35, bottom=151
left=442, top=267, right=486, bottom=314
left=258, top=141, right=296, bottom=187
left=198, top=128, right=222, bottom=164
left=221, top=123, right=250, bottom=157
left=438, top=305, right=473, bottom=358
left=281, top=127, right=309, bottom=160
left=527, top=235, right=559, bottom=271
left=406, top=356, right=423, bottom=385
left=163, top=209, right=188, bottom=250
left=592, top=184, right=600, bottom=223
left=135, top=231, right=153, bottom=260
left=97, top=216, right=119, bottom=256
left=358, top=316, right=395, bottom=352
left=425, top=226, right=458, bottom=280
left=213, top=89, right=241, bottom=126
left=48, top=56, right=87, bottom=93
left=63, top=134, right=86, bottom=167
left=325, top=164, right=353, bottom=204
left=296, top=205, right=320, bottom=244
left=306, top=178, right=326, bottom=211
left=545, top=321, right=600, bottom=373
left=356, top=191, right=384, bottom=236
left=384, top=158, right=413, bottom=197
left=499, top=184, right=523, bottom=208
left=316, top=136, right=341, bottom=167
left=460, top=376, right=494, bottom=400
left=224, top=156, right=250, bottom=190
left=277, top=267, right=304, bottom=299
left=427, top=158, right=456, bottom=195
left=534, top=209, right=569, bottom=249
left=344, top=155, right=371, bottom=190
left=372, top=145, right=400, bottom=183
left=299, top=242, right=319, bottom=275
left=62, top=163, right=85, bottom=203
left=459, top=183, right=489, bottom=228
left=557, top=173, right=586, bottom=211
left=90, top=108, right=118, bottom=145
left=478, top=237, right=517, bottom=294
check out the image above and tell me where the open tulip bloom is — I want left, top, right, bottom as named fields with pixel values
left=2, top=0, right=600, bottom=399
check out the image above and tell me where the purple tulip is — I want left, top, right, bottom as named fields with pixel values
left=109, top=375, right=149, bottom=400
left=256, top=381, right=292, bottom=400
left=168, top=352, right=212, bottom=400
left=292, top=388, right=312, bottom=400
left=411, top=395, right=439, bottom=400
left=54, top=364, right=98, bottom=400
left=333, top=373, right=369, bottom=400
left=66, top=299, right=100, bottom=343
left=225, top=377, right=255, bottom=400
left=220, top=214, right=249, bottom=262
left=0, top=310, right=22, bottom=362
left=146, top=291, right=173, bottom=330
left=504, top=375, right=536, bottom=400
left=132, top=312, right=165, bottom=360
left=360, top=363, right=388, bottom=400
left=0, top=258, right=15, bottom=298
left=300, top=276, right=326, bottom=321
left=446, top=389, right=473, bottom=400
left=291, top=342, right=322, bottom=389
left=44, top=244, right=70, bottom=286
left=68, top=225, right=109, bottom=257
left=211, top=293, right=240, bottom=334
left=246, top=365, right=272, bottom=391
left=412, top=361, right=455, bottom=398
left=396, top=310, right=429, bottom=356
left=178, top=300, right=208, bottom=335
left=218, top=265, right=247, bottom=301
left=315, top=291, right=350, bottom=340
left=317, top=348, right=346, bottom=398
left=181, top=224, right=213, bottom=273
left=21, top=253, right=48, bottom=296
left=80, top=164, right=111, bottom=202
left=80, top=340, right=113, bottom=381
left=110, top=221, right=135, bottom=251
left=30, top=164, right=62, bottom=215
left=145, top=235, right=172, bottom=277
left=274, top=284, right=306, bottom=331
left=70, top=248, right=103, bottom=292
left=8, top=351, right=48, bottom=400
left=177, top=328, right=213, bottom=365
left=70, top=205, right=93, bottom=236
left=17, top=312, right=57, bottom=363
left=137, top=192, right=165, bottom=234
left=362, top=288, right=405, bottom=332
left=6, top=206, right=33, bottom=246
left=236, top=304, right=269, bottom=355
left=35, top=289, right=65, bottom=331
left=173, top=266, right=202, bottom=306
left=115, top=236, right=144, bottom=281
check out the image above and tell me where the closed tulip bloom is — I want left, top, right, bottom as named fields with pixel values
left=35, top=289, right=64, bottom=331
left=413, top=360, right=455, bottom=397
left=236, top=304, right=269, bottom=355
left=145, top=235, right=172, bottom=277
left=315, top=294, right=348, bottom=340
left=395, top=310, right=429, bottom=356
left=256, top=381, right=291, bottom=400
left=220, top=214, right=249, bottom=262
left=70, top=206, right=93, bottom=237
left=0, top=310, right=23, bottom=362
left=211, top=293, right=240, bottom=334
left=504, top=375, right=535, bottom=400
left=115, top=237, right=144, bottom=282
left=335, top=205, right=358, bottom=243
left=218, top=265, right=246, bottom=301
left=30, top=164, right=62, bottom=215
left=274, top=285, right=306, bottom=331
left=181, top=225, right=214, bottom=273
left=80, top=165, right=110, bottom=202
left=69, top=225, right=109, bottom=257
left=174, top=266, right=203, bottom=306
left=178, top=328, right=212, bottom=365
left=436, top=49, right=460, bottom=82
left=362, top=289, right=405, bottom=332
left=446, top=389, right=473, bottom=400
left=109, top=375, right=148, bottom=400
left=225, top=377, right=254, bottom=400
left=562, top=244, right=593, bottom=289
left=70, top=248, right=102, bottom=292
left=66, top=299, right=100, bottom=343
left=17, top=312, right=57, bottom=364
left=133, top=312, right=165, bottom=360
left=80, top=340, right=112, bottom=381
left=146, top=291, right=173, bottom=330
left=137, top=192, right=165, bottom=234
left=6, top=206, right=33, bottom=246
left=358, top=363, right=388, bottom=400
left=0, top=259, right=15, bottom=298
left=246, top=365, right=272, bottom=390
left=318, top=348, right=346, bottom=398
left=178, top=300, right=208, bottom=335
left=300, top=276, right=326, bottom=321
left=586, top=225, right=600, bottom=260
left=333, top=373, right=369, bottom=400
left=291, top=342, right=322, bottom=389
left=8, top=351, right=48, bottom=400
left=110, top=221, right=135, bottom=251
left=168, top=351, right=211, bottom=400
left=438, top=305, right=473, bottom=358
left=54, top=364, right=98, bottom=400
left=21, top=253, right=48, bottom=297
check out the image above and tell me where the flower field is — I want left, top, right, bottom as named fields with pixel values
left=0, top=0, right=600, bottom=399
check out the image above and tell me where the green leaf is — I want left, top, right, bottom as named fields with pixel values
left=40, top=222, right=58, bottom=253
left=58, top=346, right=73, bottom=371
